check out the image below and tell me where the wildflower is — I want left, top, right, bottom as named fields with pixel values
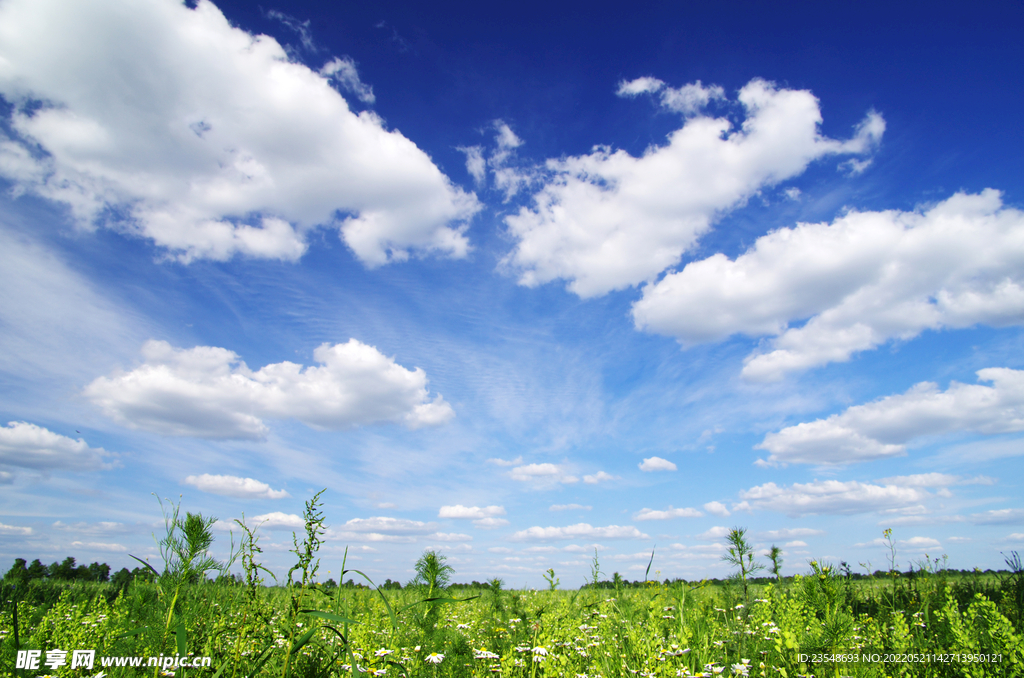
left=532, top=647, right=548, bottom=656
left=425, top=653, right=444, bottom=664
left=474, top=649, right=500, bottom=660
left=735, top=604, right=744, bottom=609
left=375, top=649, right=393, bottom=657
left=457, top=623, right=471, bottom=629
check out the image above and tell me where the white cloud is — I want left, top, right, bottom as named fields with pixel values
left=703, top=501, right=731, bottom=517
left=635, top=190, right=1024, bottom=381
left=583, top=471, right=617, bottom=484
left=0, top=522, right=32, bottom=535
left=510, top=463, right=578, bottom=484
left=783, top=540, right=808, bottom=547
left=250, top=512, right=305, bottom=530
left=633, top=506, right=702, bottom=521
left=84, top=339, right=453, bottom=439
left=70, top=541, right=128, bottom=553
left=0, top=0, right=478, bottom=265
left=487, top=456, right=523, bottom=467
left=511, top=523, right=649, bottom=541
left=438, top=505, right=508, bottom=528
left=319, top=56, right=375, bottom=104
left=429, top=532, right=472, bottom=542
left=756, top=528, right=825, bottom=539
left=504, top=78, right=882, bottom=298
left=638, top=456, right=677, bottom=472
left=438, top=504, right=506, bottom=519
left=458, top=145, right=487, bottom=186
left=738, top=480, right=926, bottom=517
left=696, top=526, right=732, bottom=540
left=472, top=517, right=510, bottom=529
left=875, top=473, right=995, bottom=488
left=969, top=509, right=1024, bottom=525
left=616, top=77, right=726, bottom=115
left=0, top=421, right=110, bottom=472
left=550, top=504, right=592, bottom=511
left=901, top=536, right=941, bottom=549
left=340, top=516, right=435, bottom=535
left=756, top=368, right=1024, bottom=465
left=184, top=473, right=289, bottom=499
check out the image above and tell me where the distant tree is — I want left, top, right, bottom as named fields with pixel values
left=85, top=562, right=111, bottom=582
left=111, top=567, right=133, bottom=590
left=26, top=559, right=47, bottom=580
left=49, top=557, right=77, bottom=581
left=4, top=558, right=28, bottom=583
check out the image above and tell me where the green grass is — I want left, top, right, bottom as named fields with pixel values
left=2, top=494, right=1022, bottom=678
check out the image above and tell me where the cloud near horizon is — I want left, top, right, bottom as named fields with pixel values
left=84, top=339, right=453, bottom=438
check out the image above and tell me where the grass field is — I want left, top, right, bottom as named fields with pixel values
left=2, top=494, right=1022, bottom=678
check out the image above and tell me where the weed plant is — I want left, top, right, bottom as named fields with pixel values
left=2, top=496, right=1023, bottom=678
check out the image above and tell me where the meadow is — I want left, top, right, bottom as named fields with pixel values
left=2, top=493, right=1022, bottom=678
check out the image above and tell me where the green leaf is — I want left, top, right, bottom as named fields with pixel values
left=290, top=626, right=318, bottom=653
left=175, top=622, right=188, bottom=657
left=300, top=609, right=359, bottom=626
left=114, top=626, right=148, bottom=639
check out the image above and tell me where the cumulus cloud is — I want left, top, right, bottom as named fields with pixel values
left=583, top=471, right=617, bottom=484
left=634, top=190, right=1024, bottom=381
left=438, top=505, right=508, bottom=528
left=504, top=78, right=882, bottom=298
left=969, top=509, right=1024, bottom=525
left=70, top=541, right=128, bottom=552
left=510, top=463, right=578, bottom=484
left=250, top=512, right=305, bottom=529
left=756, top=368, right=1024, bottom=466
left=84, top=339, right=453, bottom=439
left=319, top=56, right=375, bottom=104
left=703, top=501, right=731, bottom=517
left=633, top=506, right=703, bottom=521
left=487, top=456, right=523, bottom=467
left=0, top=421, right=110, bottom=472
left=616, top=77, right=725, bottom=115
left=184, top=473, right=289, bottom=499
left=638, top=456, right=677, bottom=472
left=738, top=480, right=926, bottom=517
left=438, top=504, right=505, bottom=519
left=511, top=523, right=649, bottom=541
left=0, top=522, right=32, bottom=535
left=341, top=516, right=435, bottom=535
left=697, top=526, right=732, bottom=540
left=429, top=532, right=472, bottom=542
left=875, top=473, right=995, bottom=488
left=0, top=0, right=478, bottom=265
left=757, top=528, right=825, bottom=539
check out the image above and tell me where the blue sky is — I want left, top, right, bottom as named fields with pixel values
left=1, top=0, right=1023, bottom=587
